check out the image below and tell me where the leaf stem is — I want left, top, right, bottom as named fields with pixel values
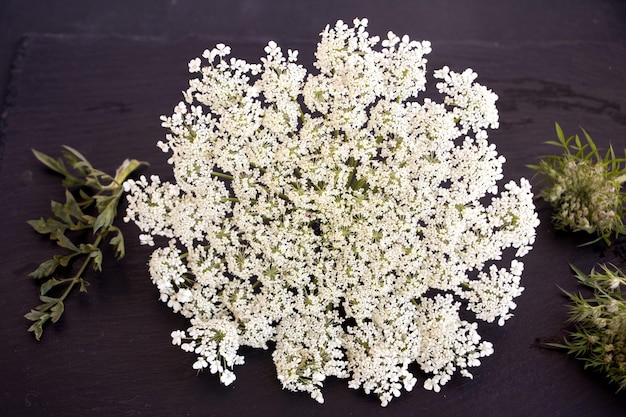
left=60, top=233, right=104, bottom=301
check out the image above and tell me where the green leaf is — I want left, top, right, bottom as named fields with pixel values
left=555, top=122, right=565, bottom=143
left=90, top=248, right=103, bottom=272
left=51, top=200, right=72, bottom=225
left=31, top=149, right=85, bottom=187
left=27, top=217, right=48, bottom=234
left=27, top=217, right=68, bottom=235
left=50, top=301, right=64, bottom=323
left=544, top=140, right=565, bottom=148
left=27, top=318, right=47, bottom=341
left=68, top=214, right=96, bottom=231
left=63, top=189, right=86, bottom=221
left=31, top=149, right=69, bottom=176
left=54, top=230, right=79, bottom=252
left=114, top=159, right=148, bottom=184
left=93, top=200, right=117, bottom=232
left=29, top=258, right=61, bottom=279
left=62, top=146, right=90, bottom=170
left=582, top=128, right=599, bottom=160
left=40, top=277, right=63, bottom=295
left=78, top=189, right=95, bottom=208
left=109, top=227, right=126, bottom=259
left=79, top=278, right=90, bottom=293
left=78, top=243, right=97, bottom=254
left=62, top=176, right=86, bottom=188
left=24, top=309, right=46, bottom=321
left=569, top=263, right=588, bottom=282
left=85, top=174, right=105, bottom=191
left=55, top=253, right=77, bottom=267
left=39, top=295, right=61, bottom=304
left=574, top=134, right=583, bottom=151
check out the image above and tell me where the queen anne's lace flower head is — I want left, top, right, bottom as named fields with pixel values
left=124, top=18, right=539, bottom=406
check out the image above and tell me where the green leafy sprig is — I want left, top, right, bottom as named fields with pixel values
left=528, top=122, right=626, bottom=245
left=551, top=264, right=626, bottom=391
left=25, top=146, right=147, bottom=340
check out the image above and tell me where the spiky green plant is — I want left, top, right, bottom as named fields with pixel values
left=552, top=264, right=626, bottom=391
left=529, top=123, right=626, bottom=245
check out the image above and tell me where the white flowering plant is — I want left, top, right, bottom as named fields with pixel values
left=123, top=19, right=539, bottom=406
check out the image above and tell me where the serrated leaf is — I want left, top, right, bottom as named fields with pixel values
left=79, top=279, right=90, bottom=293
left=40, top=277, right=63, bottom=295
left=51, top=200, right=73, bottom=225
left=63, top=189, right=86, bottom=221
left=94, top=193, right=116, bottom=207
left=109, top=227, right=125, bottom=259
left=54, top=230, right=79, bottom=251
left=78, top=243, right=97, bottom=254
left=62, top=176, right=86, bottom=188
left=29, top=258, right=61, bottom=279
left=63, top=147, right=102, bottom=185
left=85, top=174, right=104, bottom=191
left=32, top=149, right=69, bottom=176
left=93, top=201, right=116, bottom=232
left=50, top=301, right=64, bottom=323
left=55, top=253, right=76, bottom=267
left=27, top=217, right=49, bottom=234
left=81, top=214, right=97, bottom=225
left=27, top=320, right=46, bottom=341
left=24, top=309, right=45, bottom=321
left=32, top=148, right=85, bottom=187
left=68, top=219, right=95, bottom=233
left=62, top=146, right=90, bottom=170
left=78, top=189, right=95, bottom=208
left=91, top=249, right=103, bottom=272
left=27, top=217, right=68, bottom=235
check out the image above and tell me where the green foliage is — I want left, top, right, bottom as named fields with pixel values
left=551, top=264, right=626, bottom=392
left=25, top=146, right=146, bottom=340
left=529, top=123, right=626, bottom=245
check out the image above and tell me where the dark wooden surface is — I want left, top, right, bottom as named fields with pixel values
left=1, top=33, right=626, bottom=417
left=2, top=0, right=626, bottom=106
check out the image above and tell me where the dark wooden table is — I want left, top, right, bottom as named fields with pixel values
left=1, top=32, right=626, bottom=416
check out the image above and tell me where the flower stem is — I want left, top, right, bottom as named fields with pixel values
left=211, top=171, right=234, bottom=180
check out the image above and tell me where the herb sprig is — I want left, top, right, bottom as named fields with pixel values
left=551, top=264, right=626, bottom=391
left=25, top=146, right=146, bottom=340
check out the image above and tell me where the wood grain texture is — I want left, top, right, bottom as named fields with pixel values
left=1, top=34, right=626, bottom=417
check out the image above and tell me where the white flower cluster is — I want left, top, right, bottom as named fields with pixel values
left=124, top=18, right=539, bottom=406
